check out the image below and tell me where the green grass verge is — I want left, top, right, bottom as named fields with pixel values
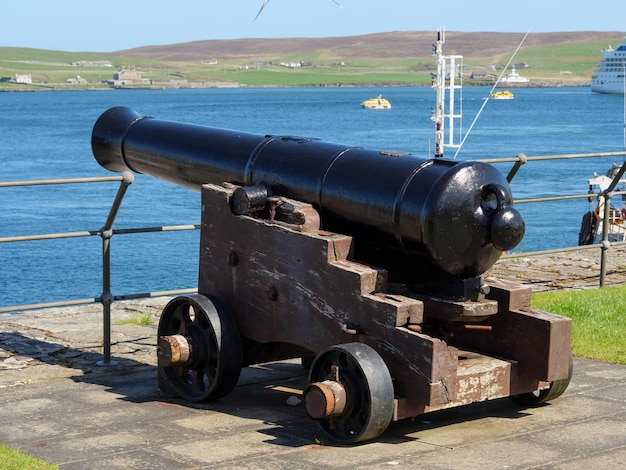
left=115, top=310, right=153, bottom=326
left=532, top=284, right=626, bottom=364
left=0, top=444, right=57, bottom=470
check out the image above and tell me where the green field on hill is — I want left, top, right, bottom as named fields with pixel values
left=0, top=33, right=614, bottom=90
left=0, top=48, right=434, bottom=89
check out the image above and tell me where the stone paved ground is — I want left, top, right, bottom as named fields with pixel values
left=1, top=302, right=625, bottom=469
left=0, top=298, right=168, bottom=389
left=493, top=244, right=626, bottom=292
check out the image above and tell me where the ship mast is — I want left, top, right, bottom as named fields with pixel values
left=431, top=28, right=463, bottom=158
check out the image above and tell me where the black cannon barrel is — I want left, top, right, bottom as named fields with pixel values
left=91, top=106, right=524, bottom=285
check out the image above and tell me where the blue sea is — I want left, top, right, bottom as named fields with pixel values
left=1, top=86, right=625, bottom=308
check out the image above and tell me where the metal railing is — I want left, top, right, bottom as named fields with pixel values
left=479, top=151, right=626, bottom=287
left=0, top=172, right=199, bottom=364
left=1, top=151, right=625, bottom=364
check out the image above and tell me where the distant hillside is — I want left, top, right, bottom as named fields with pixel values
left=109, top=31, right=624, bottom=62
left=2, top=31, right=623, bottom=90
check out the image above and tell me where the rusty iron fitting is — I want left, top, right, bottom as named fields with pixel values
left=157, top=334, right=192, bottom=367
left=303, top=380, right=347, bottom=420
left=460, top=324, right=493, bottom=331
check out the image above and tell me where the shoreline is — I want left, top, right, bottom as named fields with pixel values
left=0, top=80, right=592, bottom=92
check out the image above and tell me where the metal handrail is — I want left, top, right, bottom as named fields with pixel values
left=0, top=172, right=199, bottom=365
left=1, top=150, right=625, bottom=363
left=477, top=150, right=626, bottom=183
left=492, top=151, right=626, bottom=287
left=0, top=175, right=124, bottom=188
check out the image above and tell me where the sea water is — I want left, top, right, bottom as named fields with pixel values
left=1, top=86, right=624, bottom=307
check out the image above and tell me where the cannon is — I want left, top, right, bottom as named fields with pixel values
left=92, top=106, right=572, bottom=443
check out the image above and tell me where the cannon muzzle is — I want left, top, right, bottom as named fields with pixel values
left=92, top=106, right=524, bottom=287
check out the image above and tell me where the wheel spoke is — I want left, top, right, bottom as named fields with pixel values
left=189, top=369, right=208, bottom=394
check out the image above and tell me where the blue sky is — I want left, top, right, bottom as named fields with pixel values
left=2, top=0, right=625, bottom=52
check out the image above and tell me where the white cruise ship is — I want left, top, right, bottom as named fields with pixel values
left=591, top=37, right=626, bottom=94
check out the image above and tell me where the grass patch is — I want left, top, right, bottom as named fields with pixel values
left=532, top=284, right=626, bottom=364
left=115, top=310, right=153, bottom=326
left=0, top=444, right=57, bottom=470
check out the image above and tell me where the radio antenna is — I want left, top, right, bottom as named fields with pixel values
left=453, top=28, right=532, bottom=159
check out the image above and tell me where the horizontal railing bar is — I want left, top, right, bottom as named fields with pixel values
left=112, top=288, right=198, bottom=301
left=0, top=230, right=99, bottom=243
left=0, top=224, right=200, bottom=244
left=503, top=240, right=626, bottom=259
left=113, top=224, right=200, bottom=235
left=0, top=297, right=100, bottom=314
left=0, top=175, right=124, bottom=188
left=503, top=243, right=601, bottom=259
left=479, top=150, right=626, bottom=164
left=515, top=192, right=624, bottom=204
left=0, top=288, right=199, bottom=314
left=515, top=194, right=593, bottom=204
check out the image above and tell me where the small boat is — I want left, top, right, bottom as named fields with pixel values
left=491, top=90, right=514, bottom=100
left=578, top=163, right=626, bottom=245
left=361, top=95, right=391, bottom=110
left=499, top=66, right=529, bottom=85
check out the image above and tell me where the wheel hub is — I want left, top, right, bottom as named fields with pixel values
left=158, top=334, right=192, bottom=367
left=304, top=380, right=347, bottom=419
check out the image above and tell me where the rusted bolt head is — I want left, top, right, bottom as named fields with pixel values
left=303, top=380, right=347, bottom=419
left=267, top=285, right=278, bottom=301
left=226, top=251, right=239, bottom=267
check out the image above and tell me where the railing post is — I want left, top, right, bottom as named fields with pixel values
left=97, top=171, right=134, bottom=366
left=598, top=163, right=625, bottom=287
left=599, top=191, right=613, bottom=287
left=98, top=228, right=115, bottom=366
left=506, top=153, right=528, bottom=183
